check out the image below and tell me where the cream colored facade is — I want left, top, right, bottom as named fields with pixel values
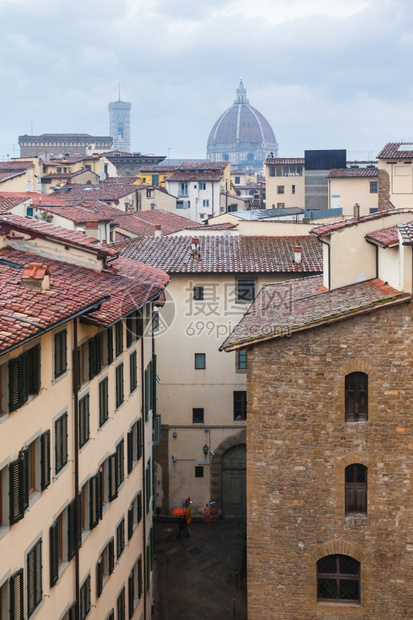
left=328, top=174, right=378, bottom=215
left=0, top=224, right=164, bottom=619
left=136, top=187, right=177, bottom=212
left=265, top=159, right=305, bottom=209
left=378, top=159, right=413, bottom=208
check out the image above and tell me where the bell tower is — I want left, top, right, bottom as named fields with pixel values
left=108, top=90, right=131, bottom=152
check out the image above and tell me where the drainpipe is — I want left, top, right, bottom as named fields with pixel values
left=141, top=326, right=148, bottom=620
left=72, top=317, right=80, bottom=619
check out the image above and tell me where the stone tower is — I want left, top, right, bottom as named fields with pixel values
left=108, top=95, right=131, bottom=153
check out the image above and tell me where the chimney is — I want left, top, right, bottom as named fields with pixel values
left=294, top=245, right=302, bottom=264
left=353, top=203, right=360, bottom=220
left=154, top=224, right=162, bottom=237
left=21, top=262, right=51, bottom=292
left=191, top=237, right=200, bottom=256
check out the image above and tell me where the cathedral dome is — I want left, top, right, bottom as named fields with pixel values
left=207, top=80, right=278, bottom=170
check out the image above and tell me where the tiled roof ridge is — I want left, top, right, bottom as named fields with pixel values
left=311, top=208, right=413, bottom=236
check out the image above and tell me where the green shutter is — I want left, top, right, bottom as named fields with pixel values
left=49, top=520, right=59, bottom=587
left=9, top=568, right=24, bottom=620
left=128, top=504, right=133, bottom=540
left=68, top=602, right=78, bottom=620
left=67, top=498, right=77, bottom=561
left=95, top=333, right=102, bottom=375
left=138, top=555, right=143, bottom=598
left=8, top=358, right=22, bottom=412
left=21, top=351, right=29, bottom=404
left=152, top=354, right=157, bottom=416
left=27, top=539, right=42, bottom=617
left=22, top=448, right=29, bottom=512
left=128, top=571, right=134, bottom=619
left=107, top=327, right=113, bottom=365
left=96, top=557, right=103, bottom=597
left=109, top=537, right=115, bottom=574
left=144, top=367, right=149, bottom=421
left=40, top=430, right=51, bottom=490
left=88, top=340, right=95, bottom=381
left=137, top=418, right=142, bottom=461
left=137, top=491, right=142, bottom=523
left=9, top=459, right=24, bottom=525
left=116, top=440, right=124, bottom=488
left=89, top=474, right=99, bottom=529
left=54, top=330, right=67, bottom=378
left=79, top=395, right=90, bottom=448
left=108, top=453, right=118, bottom=502
left=127, top=428, right=133, bottom=474
left=146, top=460, right=151, bottom=513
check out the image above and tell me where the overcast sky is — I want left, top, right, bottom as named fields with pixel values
left=1, top=0, right=412, bottom=163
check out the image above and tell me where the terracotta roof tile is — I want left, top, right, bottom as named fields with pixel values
left=0, top=247, right=169, bottom=353
left=398, top=222, right=413, bottom=245
left=115, top=235, right=323, bottom=274
left=377, top=143, right=413, bottom=159
left=328, top=168, right=378, bottom=178
left=366, top=226, right=399, bottom=247
left=311, top=208, right=413, bottom=237
left=220, top=276, right=410, bottom=350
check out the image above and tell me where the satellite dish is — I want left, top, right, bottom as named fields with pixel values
left=98, top=171, right=107, bottom=181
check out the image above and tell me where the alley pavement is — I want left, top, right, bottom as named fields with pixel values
left=153, top=517, right=247, bottom=620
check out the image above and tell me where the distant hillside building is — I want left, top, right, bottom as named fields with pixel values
left=207, top=80, right=278, bottom=172
left=108, top=98, right=132, bottom=152
left=18, top=134, right=113, bottom=157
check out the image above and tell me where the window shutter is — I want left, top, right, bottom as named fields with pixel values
left=8, top=357, right=22, bottom=412
left=151, top=355, right=157, bottom=415
left=27, top=539, right=42, bottom=616
left=95, top=333, right=102, bottom=375
left=109, top=537, right=115, bottom=574
left=9, top=568, right=24, bottom=620
left=22, top=448, right=29, bottom=511
left=21, top=351, right=29, bottom=404
left=128, top=572, right=134, bottom=619
left=108, top=609, right=114, bottom=620
left=31, top=344, right=41, bottom=395
left=96, top=557, right=103, bottom=597
left=126, top=316, right=133, bottom=348
left=9, top=459, right=24, bottom=525
left=137, top=418, right=142, bottom=461
left=138, top=556, right=143, bottom=598
left=127, top=428, right=133, bottom=474
left=107, top=327, right=113, bottom=365
left=40, top=430, right=51, bottom=490
left=137, top=491, right=142, bottom=524
left=50, top=520, right=59, bottom=587
left=146, top=461, right=151, bottom=512
left=68, top=602, right=78, bottom=620
left=54, top=330, right=67, bottom=378
left=88, top=340, right=95, bottom=381
left=89, top=474, right=99, bottom=530
left=117, top=439, right=124, bottom=487
left=67, top=498, right=77, bottom=560
left=108, top=453, right=118, bottom=501
left=144, top=367, right=150, bottom=420
left=128, top=505, right=133, bottom=540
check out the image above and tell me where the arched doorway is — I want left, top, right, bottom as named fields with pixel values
left=222, top=444, right=246, bottom=516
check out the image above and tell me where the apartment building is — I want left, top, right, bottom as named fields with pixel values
left=0, top=214, right=169, bottom=620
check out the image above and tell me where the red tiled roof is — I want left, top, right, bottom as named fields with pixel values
left=328, top=168, right=378, bottom=178
left=167, top=170, right=225, bottom=182
left=377, top=143, right=413, bottom=159
left=41, top=169, right=97, bottom=180
left=0, top=247, right=169, bottom=353
left=115, top=235, right=323, bottom=274
left=0, top=161, right=34, bottom=173
left=0, top=192, right=69, bottom=212
left=179, top=162, right=228, bottom=171
left=365, top=226, right=399, bottom=247
left=0, top=213, right=117, bottom=256
left=310, top=208, right=413, bottom=237
left=58, top=183, right=138, bottom=201
left=220, top=276, right=410, bottom=350
left=398, top=222, right=413, bottom=245
left=265, top=158, right=305, bottom=165
left=138, top=166, right=178, bottom=173
left=31, top=203, right=113, bottom=224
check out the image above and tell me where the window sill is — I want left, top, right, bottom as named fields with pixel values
left=318, top=601, right=360, bottom=608
left=29, top=490, right=41, bottom=509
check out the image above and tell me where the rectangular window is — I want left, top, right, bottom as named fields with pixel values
left=370, top=181, right=378, bottom=193
left=192, top=408, right=204, bottom=424
left=126, top=311, right=142, bottom=347
left=96, top=538, right=114, bottom=597
left=146, top=459, right=151, bottom=513
left=128, top=559, right=140, bottom=618
left=117, top=586, right=126, bottom=620
left=277, top=185, right=285, bottom=194
left=115, top=321, right=123, bottom=357
left=152, top=311, right=159, bottom=332
left=54, top=330, right=67, bottom=379
left=199, top=182, right=206, bottom=190
left=236, top=350, right=247, bottom=372
left=234, top=176, right=240, bottom=184
left=99, top=378, right=109, bottom=427
left=292, top=184, right=296, bottom=194
left=193, top=286, right=204, bottom=300
left=117, top=518, right=125, bottom=559
left=195, top=466, right=204, bottom=478
left=50, top=501, right=76, bottom=587
left=176, top=200, right=190, bottom=209
left=277, top=202, right=285, bottom=208
left=88, top=333, right=102, bottom=381
left=129, top=351, right=137, bottom=394
left=27, top=538, right=42, bottom=617
left=194, top=353, right=206, bottom=370
left=128, top=492, right=142, bottom=540
left=10, top=568, right=24, bottom=620
left=202, top=199, right=209, bottom=207
left=234, top=391, right=247, bottom=421
left=127, top=422, right=140, bottom=473
left=79, top=574, right=91, bottom=620
left=89, top=474, right=100, bottom=530
left=79, top=394, right=90, bottom=448
left=8, top=344, right=41, bottom=412
left=55, top=413, right=68, bottom=474
left=236, top=279, right=255, bottom=303
left=116, top=364, right=124, bottom=408
left=180, top=183, right=188, bottom=196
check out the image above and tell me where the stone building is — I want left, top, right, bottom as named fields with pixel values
left=18, top=134, right=113, bottom=157
left=207, top=80, right=278, bottom=172
left=108, top=99, right=131, bottom=153
left=221, top=208, right=413, bottom=618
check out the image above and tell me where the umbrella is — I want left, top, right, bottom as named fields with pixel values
left=171, top=508, right=186, bottom=516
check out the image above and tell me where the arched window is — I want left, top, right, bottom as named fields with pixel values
left=345, top=464, right=367, bottom=516
left=117, top=124, right=124, bottom=139
left=345, top=372, right=368, bottom=421
left=317, top=555, right=360, bottom=603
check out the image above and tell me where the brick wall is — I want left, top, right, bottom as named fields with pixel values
left=247, top=301, right=413, bottom=618
left=378, top=169, right=391, bottom=211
